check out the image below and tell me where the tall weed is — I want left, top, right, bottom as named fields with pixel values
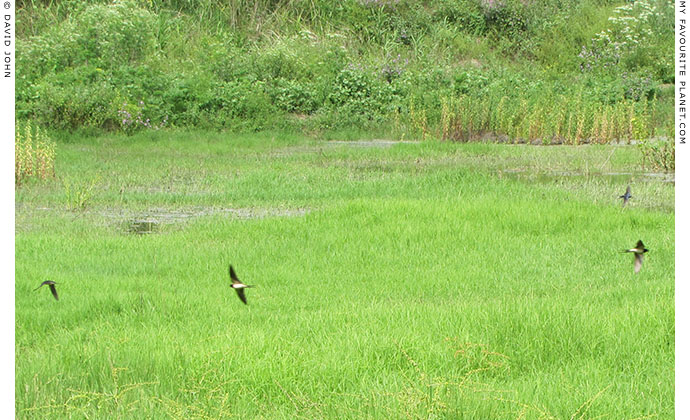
left=434, top=94, right=651, bottom=145
left=639, top=138, right=675, bottom=171
left=15, top=121, right=56, bottom=186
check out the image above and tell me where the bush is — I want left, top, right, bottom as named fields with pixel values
left=481, top=0, right=528, bottom=36
left=18, top=0, right=158, bottom=79
left=270, top=78, right=318, bottom=114
left=30, top=67, right=120, bottom=130
left=327, top=64, right=397, bottom=117
left=434, top=0, right=486, bottom=34
left=195, top=79, right=278, bottom=130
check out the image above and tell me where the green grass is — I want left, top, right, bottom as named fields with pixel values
left=15, top=132, right=674, bottom=419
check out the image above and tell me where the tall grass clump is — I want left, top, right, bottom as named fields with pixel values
left=62, top=176, right=100, bottom=211
left=15, top=121, right=56, bottom=186
left=437, top=94, right=656, bottom=145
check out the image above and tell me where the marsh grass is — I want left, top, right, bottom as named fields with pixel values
left=436, top=94, right=658, bottom=145
left=62, top=176, right=100, bottom=212
left=15, top=132, right=673, bottom=419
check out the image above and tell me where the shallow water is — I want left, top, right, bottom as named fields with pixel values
left=114, top=207, right=310, bottom=233
left=15, top=205, right=310, bottom=234
left=500, top=169, right=674, bottom=184
left=327, top=139, right=420, bottom=147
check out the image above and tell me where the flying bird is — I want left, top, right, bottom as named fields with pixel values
left=228, top=265, right=253, bottom=305
left=619, top=185, right=632, bottom=206
left=623, top=240, right=648, bottom=273
left=34, top=280, right=59, bottom=301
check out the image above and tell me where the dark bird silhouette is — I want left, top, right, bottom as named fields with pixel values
left=619, top=185, right=632, bottom=206
left=623, top=240, right=648, bottom=273
left=229, top=265, right=253, bottom=304
left=34, top=280, right=59, bottom=301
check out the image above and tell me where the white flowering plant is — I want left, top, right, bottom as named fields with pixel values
left=579, top=0, right=672, bottom=78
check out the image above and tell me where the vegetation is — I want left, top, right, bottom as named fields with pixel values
left=15, top=120, right=56, bottom=186
left=15, top=133, right=674, bottom=419
left=16, top=0, right=674, bottom=142
left=639, top=137, right=675, bottom=171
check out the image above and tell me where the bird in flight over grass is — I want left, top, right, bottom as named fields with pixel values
left=229, top=265, right=253, bottom=305
left=624, top=240, right=648, bottom=274
left=34, top=280, right=59, bottom=301
left=619, top=185, right=632, bottom=206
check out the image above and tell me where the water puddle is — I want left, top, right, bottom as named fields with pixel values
left=128, top=219, right=159, bottom=235
left=500, top=169, right=674, bottom=183
left=327, top=140, right=420, bottom=148
left=271, top=140, right=419, bottom=157
left=15, top=205, right=310, bottom=234
left=109, top=207, right=310, bottom=233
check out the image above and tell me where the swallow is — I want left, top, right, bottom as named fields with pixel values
left=34, top=280, right=59, bottom=301
left=229, top=265, right=253, bottom=304
left=623, top=240, right=648, bottom=273
left=619, top=186, right=632, bottom=206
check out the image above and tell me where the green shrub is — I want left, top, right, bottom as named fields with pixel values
left=481, top=0, right=528, bottom=37
left=270, top=78, right=318, bottom=114
left=434, top=0, right=486, bottom=34
left=18, top=0, right=158, bottom=79
left=452, top=69, right=491, bottom=95
left=159, top=76, right=203, bottom=126
left=327, top=64, right=397, bottom=118
left=30, top=67, right=120, bottom=130
left=195, top=79, right=278, bottom=130
left=252, top=46, right=314, bottom=82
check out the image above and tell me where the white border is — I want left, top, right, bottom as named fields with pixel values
left=676, top=1, right=686, bottom=418
left=1, top=1, right=683, bottom=418
left=1, top=0, right=15, bottom=417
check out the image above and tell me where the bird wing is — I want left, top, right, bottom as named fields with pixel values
left=235, top=288, right=247, bottom=304
left=49, top=284, right=59, bottom=301
left=634, top=253, right=643, bottom=273
left=229, top=265, right=240, bottom=284
left=33, top=280, right=50, bottom=291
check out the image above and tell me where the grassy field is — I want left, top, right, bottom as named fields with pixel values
left=15, top=132, right=674, bottom=419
